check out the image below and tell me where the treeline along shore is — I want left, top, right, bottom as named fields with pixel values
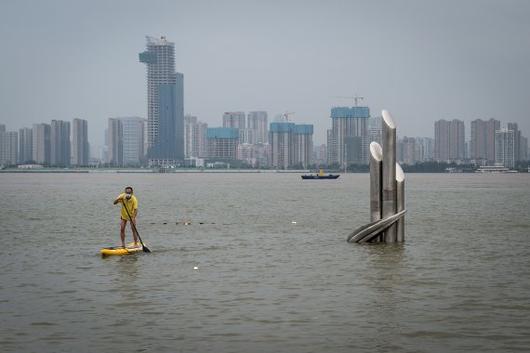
left=1, top=161, right=529, bottom=174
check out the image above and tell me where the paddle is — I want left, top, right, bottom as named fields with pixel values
left=121, top=197, right=151, bottom=253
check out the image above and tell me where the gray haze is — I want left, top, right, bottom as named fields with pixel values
left=1, top=0, right=530, bottom=146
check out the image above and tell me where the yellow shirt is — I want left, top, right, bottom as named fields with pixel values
left=117, top=193, right=138, bottom=220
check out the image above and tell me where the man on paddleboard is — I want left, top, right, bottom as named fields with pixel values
left=113, top=186, right=139, bottom=248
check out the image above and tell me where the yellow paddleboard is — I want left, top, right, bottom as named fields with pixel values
left=100, top=242, right=145, bottom=257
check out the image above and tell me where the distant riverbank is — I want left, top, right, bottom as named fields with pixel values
left=1, top=165, right=528, bottom=174
left=0, top=168, right=311, bottom=174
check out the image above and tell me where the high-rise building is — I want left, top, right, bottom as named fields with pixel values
left=368, top=116, right=383, bottom=146
left=50, top=120, right=71, bottom=166
left=197, top=121, right=209, bottom=158
left=326, top=129, right=337, bottom=166
left=184, top=115, right=209, bottom=159
left=71, top=118, right=89, bottom=166
left=108, top=118, right=123, bottom=167
left=184, top=115, right=198, bottom=158
left=239, top=128, right=255, bottom=145
left=18, top=127, right=33, bottom=164
left=507, top=123, right=521, bottom=162
left=253, top=143, right=270, bottom=168
left=139, top=36, right=184, bottom=163
left=314, top=144, right=327, bottom=166
left=328, top=106, right=370, bottom=166
left=119, top=117, right=145, bottom=166
left=434, top=119, right=465, bottom=162
left=247, top=111, right=268, bottom=144
left=519, top=136, right=528, bottom=162
left=269, top=122, right=313, bottom=169
left=223, top=112, right=246, bottom=143
left=398, top=136, right=417, bottom=165
left=0, top=126, right=18, bottom=166
left=237, top=143, right=255, bottom=166
left=398, top=136, right=434, bottom=164
left=32, top=123, right=51, bottom=165
left=223, top=112, right=246, bottom=129
left=206, top=127, right=239, bottom=161
left=293, top=125, right=313, bottom=168
left=470, top=119, right=500, bottom=164
left=495, top=128, right=515, bottom=168
left=415, top=137, right=434, bottom=162
left=270, top=122, right=294, bottom=169
left=236, top=143, right=271, bottom=167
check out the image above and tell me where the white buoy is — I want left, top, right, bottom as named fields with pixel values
left=193, top=266, right=198, bottom=270
left=291, top=221, right=297, bottom=224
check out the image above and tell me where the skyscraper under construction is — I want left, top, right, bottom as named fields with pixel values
left=139, top=36, right=184, bottom=164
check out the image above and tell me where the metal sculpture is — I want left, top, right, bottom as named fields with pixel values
left=347, top=110, right=406, bottom=243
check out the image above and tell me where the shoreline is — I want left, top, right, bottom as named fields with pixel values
left=0, top=168, right=527, bottom=174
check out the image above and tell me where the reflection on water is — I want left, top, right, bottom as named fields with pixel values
left=114, top=256, right=140, bottom=304
left=0, top=173, right=529, bottom=353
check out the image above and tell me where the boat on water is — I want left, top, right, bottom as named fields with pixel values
left=475, top=165, right=518, bottom=173
left=301, top=169, right=340, bottom=180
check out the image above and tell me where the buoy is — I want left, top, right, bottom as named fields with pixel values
left=291, top=221, right=297, bottom=224
left=193, top=266, right=198, bottom=270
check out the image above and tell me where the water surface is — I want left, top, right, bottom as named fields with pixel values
left=1, top=173, right=529, bottom=352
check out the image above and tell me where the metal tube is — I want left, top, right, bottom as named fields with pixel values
left=396, top=162, right=405, bottom=242
left=381, top=110, right=397, bottom=242
left=358, top=210, right=406, bottom=243
left=346, top=209, right=407, bottom=243
left=369, top=142, right=383, bottom=242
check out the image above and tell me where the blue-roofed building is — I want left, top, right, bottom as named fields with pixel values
left=293, top=124, right=313, bottom=168
left=269, top=122, right=313, bottom=169
left=328, top=106, right=370, bottom=166
left=270, top=122, right=295, bottom=134
left=293, top=124, right=314, bottom=135
left=330, top=107, right=370, bottom=119
left=207, top=127, right=239, bottom=161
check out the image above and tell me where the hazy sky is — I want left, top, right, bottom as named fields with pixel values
left=1, top=0, right=530, bottom=146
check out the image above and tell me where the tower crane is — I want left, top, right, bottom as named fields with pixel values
left=334, top=95, right=365, bottom=106
left=282, top=111, right=295, bottom=121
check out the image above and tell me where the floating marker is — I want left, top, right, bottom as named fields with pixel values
left=193, top=266, right=198, bottom=270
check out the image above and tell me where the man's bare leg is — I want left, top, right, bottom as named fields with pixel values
left=120, top=219, right=127, bottom=248
left=130, top=219, right=139, bottom=246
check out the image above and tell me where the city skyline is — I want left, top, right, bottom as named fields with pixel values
left=1, top=110, right=527, bottom=166
left=1, top=1, right=530, bottom=147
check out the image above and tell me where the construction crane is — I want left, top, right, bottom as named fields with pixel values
left=334, top=95, right=365, bottom=107
left=282, top=111, right=295, bottom=121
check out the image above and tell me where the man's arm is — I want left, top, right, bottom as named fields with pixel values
left=113, top=194, right=124, bottom=205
